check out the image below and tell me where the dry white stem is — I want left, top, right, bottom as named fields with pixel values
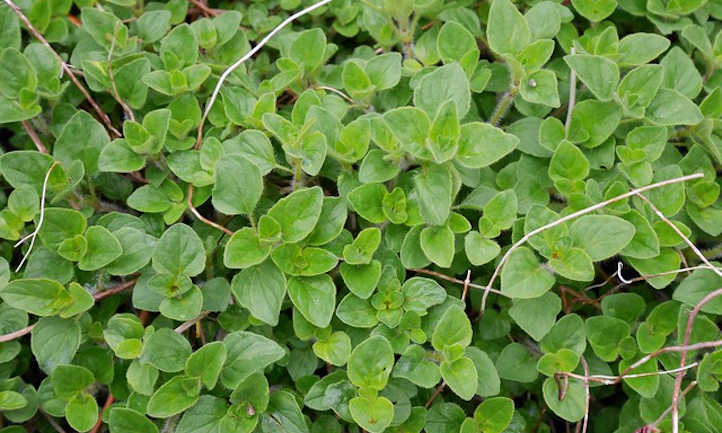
left=175, top=310, right=211, bottom=333
left=580, top=356, right=590, bottom=433
left=617, top=262, right=634, bottom=284
left=14, top=161, right=59, bottom=272
left=479, top=172, right=705, bottom=313
left=316, top=85, right=355, bottom=103
left=636, top=193, right=722, bottom=277
left=565, top=46, right=577, bottom=134
left=563, top=362, right=698, bottom=385
left=650, top=381, right=696, bottom=431
left=196, top=0, right=333, bottom=147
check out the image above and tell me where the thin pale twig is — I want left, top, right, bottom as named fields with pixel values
left=636, top=193, right=722, bottom=277
left=479, top=173, right=704, bottom=314
left=579, top=357, right=590, bottom=433
left=409, top=268, right=507, bottom=297
left=461, top=270, right=471, bottom=302
left=195, top=0, right=333, bottom=149
left=671, top=286, right=722, bottom=433
left=14, top=161, right=59, bottom=271
left=186, top=184, right=233, bottom=236
left=0, top=279, right=136, bottom=343
left=21, top=120, right=49, bottom=153
left=107, top=23, right=135, bottom=122
left=565, top=47, right=577, bottom=134
left=560, top=362, right=698, bottom=385
left=649, top=381, right=696, bottom=431
left=175, top=310, right=211, bottom=333
left=2, top=0, right=121, bottom=138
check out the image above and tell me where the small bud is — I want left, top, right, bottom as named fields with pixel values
left=528, top=79, right=537, bottom=88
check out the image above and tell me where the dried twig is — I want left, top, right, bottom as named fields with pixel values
left=107, top=23, right=135, bottom=122
left=461, top=270, right=471, bottom=302
left=175, top=310, right=211, bottom=334
left=410, top=268, right=507, bottom=297
left=560, top=362, right=698, bottom=386
left=671, top=286, right=722, bottom=433
left=479, top=173, right=704, bottom=314
left=578, top=357, right=590, bottom=433
left=649, top=381, right=697, bottom=432
left=21, top=120, right=49, bottom=153
left=188, top=0, right=220, bottom=16
left=195, top=0, right=333, bottom=148
left=315, top=85, right=355, bottom=104
left=14, top=161, right=59, bottom=271
left=0, top=279, right=137, bottom=343
left=636, top=193, right=722, bottom=277
left=88, top=393, right=115, bottom=433
left=2, top=0, right=121, bottom=138
left=186, top=184, right=233, bottom=236
left=565, top=47, right=577, bottom=135
left=425, top=382, right=445, bottom=409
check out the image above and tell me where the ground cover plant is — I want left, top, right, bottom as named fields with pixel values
left=2, top=0, right=722, bottom=432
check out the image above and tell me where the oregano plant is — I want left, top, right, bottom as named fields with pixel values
left=0, top=0, right=722, bottom=432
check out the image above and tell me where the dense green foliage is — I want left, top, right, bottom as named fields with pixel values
left=1, top=0, right=722, bottom=432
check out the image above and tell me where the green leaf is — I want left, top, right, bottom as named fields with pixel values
left=53, top=111, right=110, bottom=174
left=432, top=306, right=472, bottom=351
left=287, top=275, right=336, bottom=328
left=456, top=122, right=518, bottom=169
left=221, top=331, right=284, bottom=389
left=486, top=0, right=530, bottom=55
left=501, top=247, right=555, bottom=299
left=340, top=261, right=382, bottom=299
left=414, top=164, right=454, bottom=226
left=673, top=267, right=722, bottom=314
left=509, top=292, right=562, bottom=341
left=413, top=63, right=471, bottom=118
left=571, top=0, right=617, bottom=21
left=51, top=364, right=95, bottom=399
left=267, top=187, right=324, bottom=243
left=152, top=224, right=206, bottom=277
left=570, top=215, right=635, bottom=261
left=349, top=395, right=393, bottom=433
left=542, top=377, right=585, bottom=422
left=520, top=69, right=560, bottom=108
left=464, top=232, right=500, bottom=266
left=564, top=54, right=619, bottom=101
left=141, top=328, right=192, bottom=372
left=348, top=183, right=387, bottom=224
left=540, top=313, right=587, bottom=355
left=548, top=141, right=589, bottom=182
left=289, top=28, right=326, bottom=73
left=343, top=227, right=381, bottom=265
left=66, top=392, right=98, bottom=432
left=108, top=407, right=159, bottom=433
left=617, top=33, right=671, bottom=66
left=441, top=357, right=477, bottom=400
left=212, top=155, right=263, bottom=215
left=347, top=335, right=394, bottom=390
left=0, top=278, right=70, bottom=316
left=495, top=342, right=538, bottom=383
left=262, top=391, right=310, bottom=433
left=232, top=260, right=286, bottom=326
left=366, top=53, right=402, bottom=90
left=585, top=316, right=630, bottom=361
left=147, top=375, right=201, bottom=418
left=0, top=391, right=27, bottom=411
left=313, top=331, right=352, bottom=366
left=473, top=397, right=514, bottom=433
left=224, top=227, right=271, bottom=269
left=31, top=316, right=81, bottom=373
left=646, top=88, right=703, bottom=126
left=78, top=226, right=122, bottom=271
left=420, top=225, right=455, bottom=268
left=185, top=341, right=227, bottom=389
